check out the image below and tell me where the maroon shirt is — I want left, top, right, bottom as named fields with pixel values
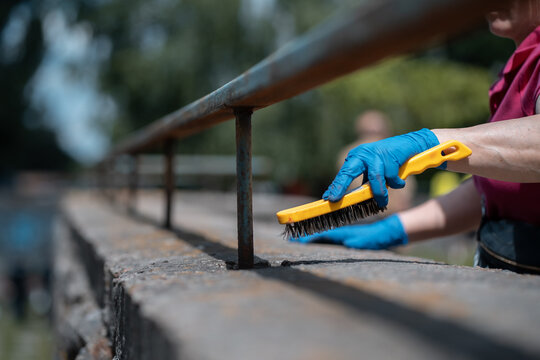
left=473, top=26, right=540, bottom=225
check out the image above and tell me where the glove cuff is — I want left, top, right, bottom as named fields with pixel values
left=412, top=128, right=446, bottom=170
left=383, top=214, right=409, bottom=247
left=412, top=128, right=440, bottom=149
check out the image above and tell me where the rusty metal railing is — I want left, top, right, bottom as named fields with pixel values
left=100, top=0, right=504, bottom=269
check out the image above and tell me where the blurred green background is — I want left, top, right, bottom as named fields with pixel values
left=74, top=0, right=514, bottom=196
left=1, top=0, right=516, bottom=194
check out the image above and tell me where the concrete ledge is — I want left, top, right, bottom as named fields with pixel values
left=57, top=190, right=540, bottom=359
left=54, top=218, right=112, bottom=360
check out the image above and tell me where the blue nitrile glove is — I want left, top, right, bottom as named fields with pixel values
left=290, top=215, right=408, bottom=250
left=323, top=128, right=441, bottom=207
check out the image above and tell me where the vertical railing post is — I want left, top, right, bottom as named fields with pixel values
left=234, top=108, right=254, bottom=269
left=129, top=154, right=139, bottom=214
left=164, top=139, right=175, bottom=229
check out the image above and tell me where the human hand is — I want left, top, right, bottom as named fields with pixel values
left=290, top=215, right=408, bottom=250
left=323, top=128, right=440, bottom=207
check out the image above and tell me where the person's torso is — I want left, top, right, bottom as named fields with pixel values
left=473, top=27, right=540, bottom=225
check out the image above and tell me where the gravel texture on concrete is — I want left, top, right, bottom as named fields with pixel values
left=59, top=190, right=540, bottom=360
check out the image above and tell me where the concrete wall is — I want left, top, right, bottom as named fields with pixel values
left=55, top=190, right=540, bottom=359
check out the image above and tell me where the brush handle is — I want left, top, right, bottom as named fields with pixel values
left=398, top=140, right=471, bottom=179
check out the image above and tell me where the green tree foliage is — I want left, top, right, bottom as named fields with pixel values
left=68, top=1, right=512, bottom=194
left=321, top=57, right=492, bottom=132
left=76, top=0, right=333, bottom=140
left=442, top=27, right=515, bottom=68
left=249, top=57, right=493, bottom=194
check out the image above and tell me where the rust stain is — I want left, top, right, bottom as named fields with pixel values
left=88, top=337, right=112, bottom=360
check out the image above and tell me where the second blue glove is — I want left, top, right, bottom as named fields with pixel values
left=290, top=215, right=408, bottom=250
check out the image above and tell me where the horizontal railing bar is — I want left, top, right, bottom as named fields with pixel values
left=112, top=155, right=272, bottom=176
left=110, top=0, right=505, bottom=156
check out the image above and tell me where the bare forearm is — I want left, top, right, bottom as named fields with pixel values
left=432, top=116, right=540, bottom=182
left=397, top=180, right=482, bottom=242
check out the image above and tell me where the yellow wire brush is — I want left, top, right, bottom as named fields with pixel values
left=277, top=140, right=472, bottom=238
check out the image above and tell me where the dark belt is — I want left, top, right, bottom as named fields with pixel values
left=477, top=218, right=540, bottom=275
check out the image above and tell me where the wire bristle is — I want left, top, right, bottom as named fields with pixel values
left=284, top=198, right=385, bottom=239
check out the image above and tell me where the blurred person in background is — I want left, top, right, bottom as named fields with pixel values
left=337, top=110, right=416, bottom=215
left=4, top=201, right=52, bottom=320
left=294, top=0, right=540, bottom=275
